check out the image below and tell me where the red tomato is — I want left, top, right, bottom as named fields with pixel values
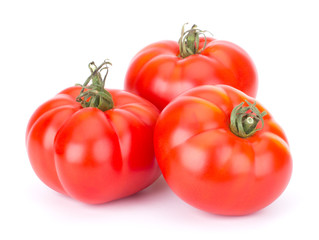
left=154, top=85, right=292, bottom=215
left=125, top=24, right=258, bottom=110
left=26, top=61, right=160, bottom=204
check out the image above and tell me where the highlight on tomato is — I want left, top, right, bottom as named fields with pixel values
left=154, top=84, right=292, bottom=215
left=125, top=23, right=258, bottom=110
left=26, top=60, right=161, bottom=204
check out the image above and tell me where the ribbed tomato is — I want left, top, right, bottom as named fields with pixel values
left=26, top=61, right=160, bottom=204
left=125, top=24, right=258, bottom=110
left=154, top=84, right=292, bottom=215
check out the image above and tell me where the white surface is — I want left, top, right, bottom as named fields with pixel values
left=1, top=0, right=318, bottom=239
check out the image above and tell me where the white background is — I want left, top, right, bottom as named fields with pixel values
left=1, top=0, right=318, bottom=239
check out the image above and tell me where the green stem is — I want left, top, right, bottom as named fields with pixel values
left=230, top=101, right=267, bottom=138
left=76, top=60, right=114, bottom=111
left=178, top=23, right=212, bottom=58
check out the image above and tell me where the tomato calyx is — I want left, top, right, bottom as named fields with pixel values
left=230, top=100, right=267, bottom=138
left=76, top=60, right=114, bottom=111
left=178, top=23, right=212, bottom=58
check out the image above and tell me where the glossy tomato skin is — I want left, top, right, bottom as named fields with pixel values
left=154, top=85, right=292, bottom=215
left=26, top=86, right=160, bottom=204
left=125, top=38, right=257, bottom=110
